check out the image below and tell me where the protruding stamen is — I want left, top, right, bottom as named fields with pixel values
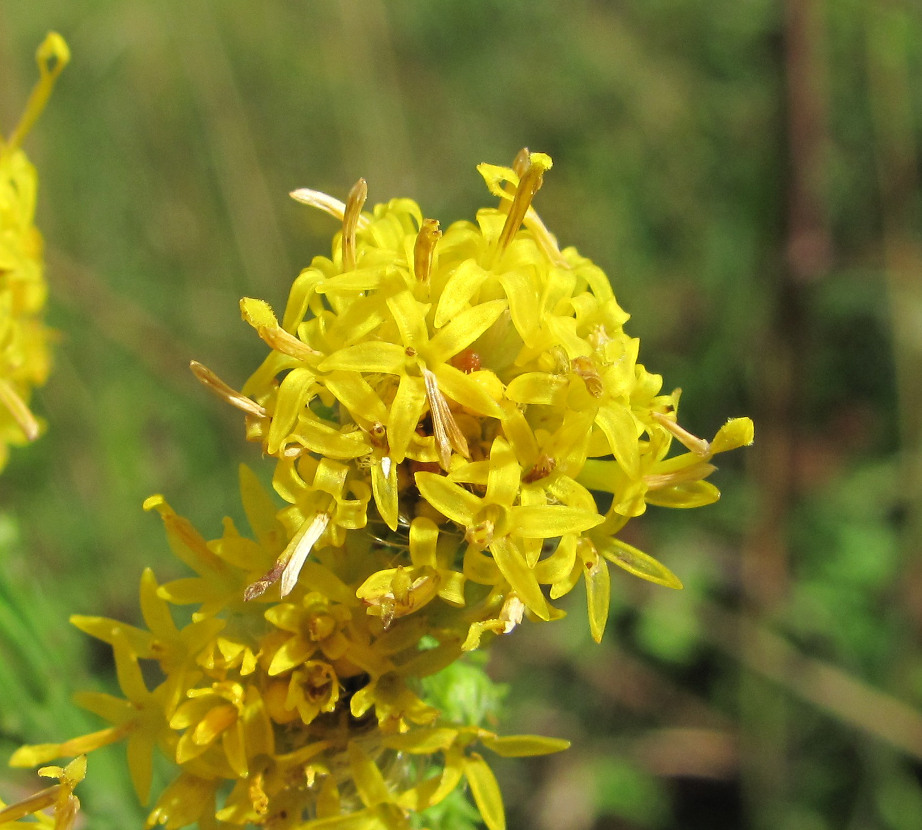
left=290, top=188, right=371, bottom=231
left=3, top=32, right=70, bottom=154
left=0, top=378, right=40, bottom=441
left=496, top=152, right=553, bottom=253
left=523, top=208, right=568, bottom=267
left=263, top=328, right=320, bottom=362
left=422, top=367, right=469, bottom=469
left=413, top=218, right=441, bottom=283
left=189, top=361, right=266, bottom=418
left=651, top=411, right=711, bottom=457
left=512, top=147, right=531, bottom=180
left=342, top=178, right=368, bottom=273
left=497, top=148, right=531, bottom=214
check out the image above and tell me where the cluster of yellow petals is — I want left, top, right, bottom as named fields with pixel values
left=0, top=32, right=69, bottom=470
left=11, top=150, right=751, bottom=830
left=201, top=148, right=753, bottom=639
left=12, top=468, right=567, bottom=829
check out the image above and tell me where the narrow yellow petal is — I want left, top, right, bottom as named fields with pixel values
left=10, top=726, right=128, bottom=768
left=463, top=753, right=506, bottom=830
left=489, top=537, right=549, bottom=621
left=598, top=537, right=683, bottom=589
left=479, top=734, right=570, bottom=757
left=415, top=472, right=482, bottom=527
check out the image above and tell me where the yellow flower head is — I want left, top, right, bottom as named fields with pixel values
left=198, top=149, right=753, bottom=640
left=0, top=32, right=69, bottom=469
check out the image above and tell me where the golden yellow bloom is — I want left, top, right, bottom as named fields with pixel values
left=0, top=32, right=69, bottom=469
left=198, top=149, right=753, bottom=641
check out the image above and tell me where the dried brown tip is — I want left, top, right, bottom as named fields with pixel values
left=189, top=361, right=266, bottom=418
left=244, top=513, right=330, bottom=601
left=290, top=187, right=372, bottom=231
left=512, top=147, right=531, bottom=179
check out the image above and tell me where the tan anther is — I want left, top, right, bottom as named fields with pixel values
left=422, top=368, right=469, bottom=469
left=572, top=356, right=604, bottom=398
left=512, top=147, right=531, bottom=179
left=244, top=513, right=331, bottom=600
left=496, top=151, right=553, bottom=253
left=644, top=461, right=716, bottom=490
left=523, top=454, right=556, bottom=484
left=498, top=148, right=531, bottom=213
left=465, top=518, right=495, bottom=550
left=342, top=178, right=368, bottom=273
left=369, top=422, right=388, bottom=449
left=588, top=325, right=611, bottom=351
left=413, top=218, right=441, bottom=283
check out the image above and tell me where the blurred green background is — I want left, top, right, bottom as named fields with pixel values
left=1, top=1, right=921, bottom=828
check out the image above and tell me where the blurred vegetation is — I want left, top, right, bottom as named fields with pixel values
left=1, top=1, right=921, bottom=828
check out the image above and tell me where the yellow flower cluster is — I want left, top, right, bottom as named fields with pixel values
left=13, top=150, right=751, bottom=830
left=0, top=32, right=69, bottom=470
left=14, top=468, right=567, bottom=829
left=201, top=148, right=753, bottom=641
